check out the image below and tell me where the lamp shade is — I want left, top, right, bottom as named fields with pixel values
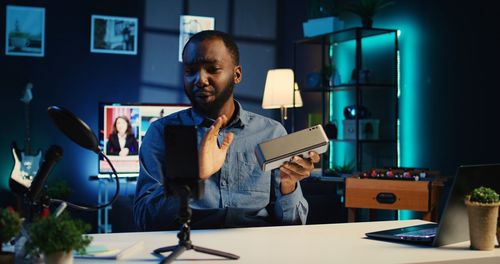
left=262, top=69, right=303, bottom=109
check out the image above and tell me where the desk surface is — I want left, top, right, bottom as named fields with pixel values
left=77, top=220, right=500, bottom=264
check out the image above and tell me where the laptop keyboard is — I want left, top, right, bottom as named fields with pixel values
left=395, top=227, right=437, bottom=238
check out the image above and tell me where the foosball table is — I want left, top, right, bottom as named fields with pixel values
left=344, top=167, right=447, bottom=222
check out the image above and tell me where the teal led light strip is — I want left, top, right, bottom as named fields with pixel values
left=329, top=44, right=334, bottom=169
left=397, top=47, right=402, bottom=220
left=397, top=49, right=401, bottom=167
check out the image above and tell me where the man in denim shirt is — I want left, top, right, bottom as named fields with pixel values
left=134, top=30, right=319, bottom=231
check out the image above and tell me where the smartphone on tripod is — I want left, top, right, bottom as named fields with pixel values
left=163, top=125, right=204, bottom=199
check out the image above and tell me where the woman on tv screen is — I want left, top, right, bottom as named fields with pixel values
left=106, top=116, right=139, bottom=156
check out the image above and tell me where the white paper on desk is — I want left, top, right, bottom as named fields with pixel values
left=75, top=241, right=143, bottom=260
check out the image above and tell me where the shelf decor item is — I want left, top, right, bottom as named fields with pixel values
left=304, top=0, right=345, bottom=37
left=303, top=16, right=344, bottom=37
left=25, top=214, right=92, bottom=264
left=0, top=208, right=22, bottom=264
left=464, top=186, right=500, bottom=250
left=345, top=0, right=394, bottom=28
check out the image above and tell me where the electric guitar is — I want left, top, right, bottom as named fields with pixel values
left=10, top=83, right=42, bottom=190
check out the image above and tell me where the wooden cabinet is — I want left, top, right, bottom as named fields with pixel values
left=345, top=177, right=445, bottom=222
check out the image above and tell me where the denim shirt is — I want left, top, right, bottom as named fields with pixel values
left=133, top=101, right=308, bottom=231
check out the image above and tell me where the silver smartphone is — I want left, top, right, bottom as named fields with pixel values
left=255, top=125, right=329, bottom=171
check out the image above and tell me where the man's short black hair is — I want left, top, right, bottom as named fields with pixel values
left=182, top=30, right=240, bottom=65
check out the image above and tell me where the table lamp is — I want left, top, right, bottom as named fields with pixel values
left=262, top=68, right=303, bottom=124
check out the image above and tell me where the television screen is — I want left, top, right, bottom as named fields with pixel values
left=98, top=102, right=190, bottom=176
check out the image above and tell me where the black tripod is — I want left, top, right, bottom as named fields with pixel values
left=153, top=186, right=239, bottom=264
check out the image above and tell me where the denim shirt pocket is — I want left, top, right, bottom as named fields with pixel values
left=237, top=152, right=269, bottom=193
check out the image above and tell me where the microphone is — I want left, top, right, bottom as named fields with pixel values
left=29, top=145, right=63, bottom=202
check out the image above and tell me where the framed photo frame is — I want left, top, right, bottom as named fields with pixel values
left=5, top=5, right=45, bottom=57
left=178, top=15, right=215, bottom=62
left=91, top=15, right=138, bottom=55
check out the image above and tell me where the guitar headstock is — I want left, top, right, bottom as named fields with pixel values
left=20, top=82, right=33, bottom=104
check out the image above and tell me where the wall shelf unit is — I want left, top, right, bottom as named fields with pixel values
left=294, top=27, right=399, bottom=175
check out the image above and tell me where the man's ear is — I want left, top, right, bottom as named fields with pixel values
left=233, top=65, right=242, bottom=84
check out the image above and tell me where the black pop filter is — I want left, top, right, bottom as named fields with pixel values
left=47, top=106, right=100, bottom=154
left=46, top=105, right=119, bottom=211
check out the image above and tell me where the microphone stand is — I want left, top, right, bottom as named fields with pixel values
left=153, top=185, right=239, bottom=264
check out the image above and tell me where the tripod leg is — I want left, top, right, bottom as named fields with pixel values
left=160, top=246, right=187, bottom=264
left=153, top=245, right=178, bottom=254
left=193, top=245, right=240, bottom=260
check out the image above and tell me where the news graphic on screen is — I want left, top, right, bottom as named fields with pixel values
left=98, top=103, right=190, bottom=176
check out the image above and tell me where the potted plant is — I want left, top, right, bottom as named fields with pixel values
left=25, top=214, right=92, bottom=264
left=345, top=0, right=394, bottom=28
left=464, top=186, right=500, bottom=250
left=0, top=208, right=22, bottom=264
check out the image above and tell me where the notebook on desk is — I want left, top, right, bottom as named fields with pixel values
left=365, top=164, right=500, bottom=247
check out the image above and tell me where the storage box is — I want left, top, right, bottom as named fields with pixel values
left=342, top=119, right=379, bottom=140
left=302, top=17, right=344, bottom=38
left=345, top=178, right=430, bottom=212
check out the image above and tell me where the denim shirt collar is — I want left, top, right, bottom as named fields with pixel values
left=189, top=100, right=247, bottom=129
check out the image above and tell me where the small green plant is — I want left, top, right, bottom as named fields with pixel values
left=334, top=160, right=355, bottom=174
left=467, top=186, right=500, bottom=204
left=325, top=160, right=355, bottom=176
left=0, top=208, right=22, bottom=251
left=25, top=214, right=92, bottom=256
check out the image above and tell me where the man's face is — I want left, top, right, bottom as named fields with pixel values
left=182, top=38, right=241, bottom=116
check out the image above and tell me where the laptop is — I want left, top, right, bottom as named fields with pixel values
left=365, top=164, right=500, bottom=247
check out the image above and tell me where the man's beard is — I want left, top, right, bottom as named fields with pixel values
left=187, top=82, right=234, bottom=118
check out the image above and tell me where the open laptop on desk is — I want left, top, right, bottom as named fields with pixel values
left=365, top=164, right=500, bottom=247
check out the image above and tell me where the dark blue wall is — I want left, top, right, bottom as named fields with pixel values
left=0, top=0, right=143, bottom=230
left=0, top=1, right=141, bottom=196
left=0, top=0, right=280, bottom=232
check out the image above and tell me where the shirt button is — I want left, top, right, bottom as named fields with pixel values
left=221, top=180, right=227, bottom=186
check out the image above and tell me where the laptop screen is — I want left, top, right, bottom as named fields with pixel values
left=433, top=164, right=500, bottom=246
left=365, top=164, right=500, bottom=247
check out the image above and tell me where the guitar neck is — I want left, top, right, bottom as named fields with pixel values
left=24, top=103, right=31, bottom=154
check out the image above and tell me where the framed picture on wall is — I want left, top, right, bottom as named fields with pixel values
left=5, top=5, right=45, bottom=57
left=178, top=15, right=215, bottom=62
left=91, top=15, right=138, bottom=55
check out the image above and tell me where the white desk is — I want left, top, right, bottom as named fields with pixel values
left=77, top=220, right=500, bottom=264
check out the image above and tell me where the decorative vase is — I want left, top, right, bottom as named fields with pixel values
left=465, top=199, right=500, bottom=250
left=44, top=251, right=73, bottom=264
